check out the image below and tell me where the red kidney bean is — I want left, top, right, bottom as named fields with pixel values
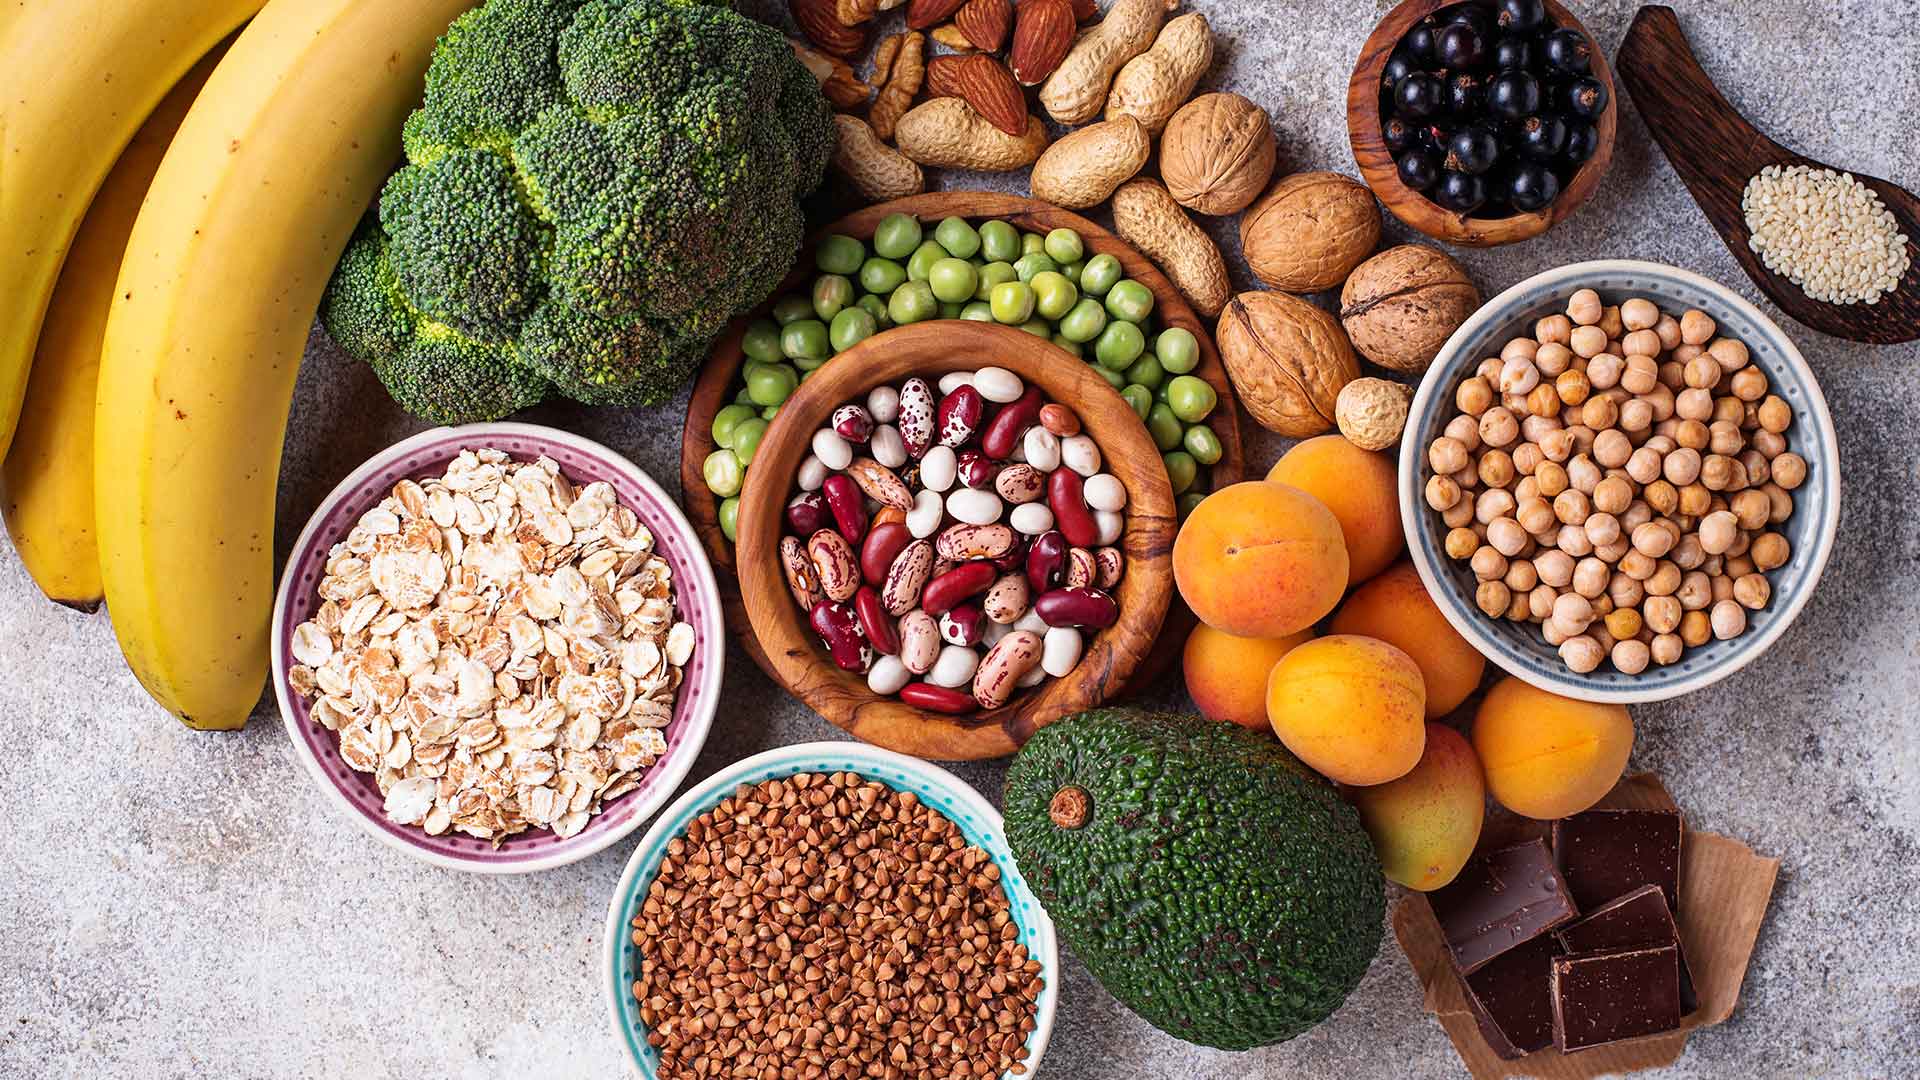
left=832, top=403, right=873, bottom=443
left=786, top=490, right=828, bottom=537
left=1048, top=468, right=1099, bottom=548
left=939, top=603, right=985, bottom=646
left=810, top=600, right=873, bottom=673
left=860, top=522, right=912, bottom=586
left=900, top=682, right=977, bottom=714
left=921, top=561, right=996, bottom=614
left=822, top=474, right=868, bottom=543
left=853, top=587, right=899, bottom=654
left=936, top=523, right=1016, bottom=562
left=1025, top=530, right=1069, bottom=594
left=1035, top=586, right=1119, bottom=629
left=982, top=386, right=1045, bottom=459
left=936, top=385, right=984, bottom=448
left=956, top=450, right=999, bottom=489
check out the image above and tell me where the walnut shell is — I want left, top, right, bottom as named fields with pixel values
left=1335, top=377, right=1412, bottom=451
left=1339, top=244, right=1481, bottom=374
left=1215, top=291, right=1359, bottom=437
left=1159, top=92, right=1276, bottom=217
left=1239, top=171, right=1381, bottom=293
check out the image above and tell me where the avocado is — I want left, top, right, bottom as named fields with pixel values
left=1003, top=708, right=1384, bottom=1049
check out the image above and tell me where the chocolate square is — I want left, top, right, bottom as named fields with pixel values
left=1556, top=884, right=1699, bottom=1014
left=1550, top=945, right=1683, bottom=1052
left=1553, top=808, right=1683, bottom=913
left=1461, top=933, right=1564, bottom=1058
left=1429, top=839, right=1579, bottom=973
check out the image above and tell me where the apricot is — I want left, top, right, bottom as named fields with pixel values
left=1266, top=634, right=1426, bottom=785
left=1265, top=435, right=1404, bottom=585
left=1351, top=723, right=1486, bottom=890
left=1331, top=561, right=1487, bottom=717
left=1472, top=677, right=1635, bottom=819
left=1172, top=481, right=1349, bottom=639
left=1183, top=623, right=1315, bottom=731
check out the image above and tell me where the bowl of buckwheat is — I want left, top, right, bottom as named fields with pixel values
left=272, top=422, right=724, bottom=873
left=604, top=741, right=1059, bottom=1080
left=1401, top=260, right=1839, bottom=703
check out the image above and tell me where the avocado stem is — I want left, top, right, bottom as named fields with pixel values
left=1048, top=785, right=1090, bottom=829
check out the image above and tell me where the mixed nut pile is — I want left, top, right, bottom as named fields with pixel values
left=783, top=367, right=1127, bottom=713
left=1423, top=289, right=1806, bottom=674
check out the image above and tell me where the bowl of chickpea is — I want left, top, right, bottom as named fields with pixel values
left=1399, top=260, right=1839, bottom=703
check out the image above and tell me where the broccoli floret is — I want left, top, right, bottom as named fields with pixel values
left=323, top=0, right=833, bottom=423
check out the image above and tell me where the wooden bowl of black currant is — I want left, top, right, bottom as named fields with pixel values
left=1348, top=0, right=1617, bottom=246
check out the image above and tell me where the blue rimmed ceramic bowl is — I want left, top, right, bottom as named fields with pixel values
left=603, top=741, right=1060, bottom=1079
left=1399, top=260, right=1840, bottom=704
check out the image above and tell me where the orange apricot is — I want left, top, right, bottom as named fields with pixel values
left=1266, top=435, right=1404, bottom=585
left=1350, top=723, right=1486, bottom=890
left=1331, top=561, right=1487, bottom=717
left=1183, top=623, right=1315, bottom=731
left=1172, top=481, right=1349, bottom=639
left=1266, top=634, right=1426, bottom=785
left=1472, top=677, right=1634, bottom=819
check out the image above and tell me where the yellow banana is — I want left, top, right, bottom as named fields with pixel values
left=95, top=0, right=477, bottom=730
left=0, top=44, right=230, bottom=612
left=0, top=0, right=262, bottom=462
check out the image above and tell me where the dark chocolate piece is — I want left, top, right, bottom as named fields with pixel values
left=1556, top=884, right=1699, bottom=1014
left=1553, top=808, right=1683, bottom=913
left=1550, top=944, right=1683, bottom=1052
left=1462, top=934, right=1564, bottom=1058
left=1429, top=839, right=1579, bottom=972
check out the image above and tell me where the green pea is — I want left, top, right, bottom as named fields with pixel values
left=741, top=318, right=783, bottom=364
left=730, top=418, right=770, bottom=465
left=857, top=294, right=892, bottom=328
left=1062, top=259, right=1087, bottom=284
left=734, top=385, right=756, bottom=405
left=1177, top=491, right=1207, bottom=519
left=1163, top=450, right=1198, bottom=495
left=1012, top=252, right=1058, bottom=284
left=1021, top=232, right=1046, bottom=256
left=1155, top=377, right=1172, bottom=404
left=1120, top=384, right=1153, bottom=419
left=1079, top=253, right=1123, bottom=297
left=711, top=403, right=757, bottom=449
left=761, top=402, right=783, bottom=417
left=772, top=294, right=814, bottom=325
left=960, top=300, right=994, bottom=322
left=1165, top=374, right=1218, bottom=422
left=1018, top=318, right=1051, bottom=338
left=1105, top=279, right=1155, bottom=323
left=979, top=219, right=1021, bottom=262
left=829, top=305, right=878, bottom=352
left=1093, top=319, right=1145, bottom=370
left=745, top=362, right=798, bottom=406
left=812, top=274, right=854, bottom=321
left=928, top=257, right=979, bottom=304
left=974, top=261, right=1017, bottom=300
left=859, top=256, right=907, bottom=295
left=779, top=319, right=829, bottom=363
left=1057, top=297, right=1108, bottom=343
left=933, top=216, right=981, bottom=259
left=902, top=240, right=942, bottom=283
left=873, top=212, right=922, bottom=259
left=1049, top=334, right=1084, bottom=358
left=939, top=300, right=964, bottom=318
left=791, top=353, right=827, bottom=372
left=1093, top=364, right=1127, bottom=390
left=1155, top=326, right=1199, bottom=373
left=718, top=497, right=741, bottom=542
left=1145, top=403, right=1184, bottom=451
left=1183, top=423, right=1223, bottom=465
left=990, top=281, right=1036, bottom=324
left=1044, top=228, right=1085, bottom=265
left=1124, top=352, right=1165, bottom=391
left=888, top=279, right=938, bottom=324
left=1030, top=270, right=1079, bottom=320
left=815, top=234, right=865, bottom=275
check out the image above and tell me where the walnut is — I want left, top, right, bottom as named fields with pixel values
left=1215, top=291, right=1359, bottom=437
left=1158, top=92, right=1276, bottom=216
left=1339, top=244, right=1481, bottom=374
left=1335, top=377, right=1412, bottom=451
left=1239, top=171, right=1381, bottom=293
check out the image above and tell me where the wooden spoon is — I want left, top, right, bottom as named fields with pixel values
left=1618, top=5, right=1920, bottom=344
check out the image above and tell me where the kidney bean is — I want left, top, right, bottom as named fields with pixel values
left=1048, top=468, right=1100, bottom=548
left=982, top=386, right=1045, bottom=459
left=781, top=536, right=824, bottom=609
left=983, top=573, right=1030, bottom=624
left=786, top=490, right=828, bottom=536
left=847, top=458, right=912, bottom=511
left=1023, top=426, right=1061, bottom=471
left=956, top=450, right=999, bottom=489
left=936, top=385, right=984, bottom=448
left=921, top=561, right=996, bottom=615
left=881, top=539, right=934, bottom=615
left=872, top=505, right=907, bottom=530
left=993, top=463, right=1045, bottom=504
left=811, top=428, right=853, bottom=471
left=860, top=522, right=912, bottom=586
left=897, top=378, right=935, bottom=458
left=972, top=366, right=1024, bottom=402
left=1064, top=547, right=1097, bottom=589
left=1060, top=434, right=1102, bottom=476
left=939, top=603, right=985, bottom=646
left=1094, top=508, right=1124, bottom=546
left=900, top=682, right=977, bottom=714
left=1025, top=530, right=1069, bottom=594
left=1039, top=403, right=1081, bottom=437
left=807, top=529, right=860, bottom=602
left=832, top=403, right=873, bottom=443
left=822, top=474, right=868, bottom=543
left=1094, top=546, right=1125, bottom=589
left=1035, top=586, right=1119, bottom=629
left=897, top=610, right=940, bottom=673
left=936, top=523, right=1016, bottom=562
left=810, top=600, right=873, bottom=673
left=972, top=630, right=1043, bottom=709
left=854, top=587, right=899, bottom=654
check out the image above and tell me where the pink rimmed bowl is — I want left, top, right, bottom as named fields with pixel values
left=271, top=423, right=724, bottom=873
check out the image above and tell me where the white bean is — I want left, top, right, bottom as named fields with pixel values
left=919, top=445, right=957, bottom=492
left=1041, top=627, right=1083, bottom=677
left=937, top=371, right=974, bottom=395
left=811, top=428, right=852, bottom=471
left=866, top=385, right=900, bottom=424
left=1094, top=509, right=1124, bottom=546
left=926, top=644, right=979, bottom=688
left=906, top=489, right=943, bottom=538
left=1014, top=609, right=1051, bottom=634
left=972, top=366, right=1023, bottom=403
left=1023, top=427, right=1061, bottom=472
left=869, top=425, right=907, bottom=468
left=796, top=455, right=827, bottom=492
left=1060, top=434, right=1102, bottom=476
left=947, top=487, right=1003, bottom=525
left=1083, top=473, right=1126, bottom=512
left=1017, top=662, right=1048, bottom=687
left=866, top=655, right=910, bottom=695
left=1009, top=502, right=1054, bottom=535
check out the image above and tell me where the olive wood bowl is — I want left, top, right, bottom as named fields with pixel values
left=1347, top=0, right=1617, bottom=246
left=681, top=192, right=1244, bottom=713
left=734, top=321, right=1176, bottom=761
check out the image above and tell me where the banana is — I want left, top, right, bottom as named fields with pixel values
left=95, top=0, right=477, bottom=730
left=0, top=45, right=230, bottom=612
left=0, top=0, right=263, bottom=462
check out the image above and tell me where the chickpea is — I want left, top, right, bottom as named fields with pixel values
left=1653, top=313, right=1684, bottom=350
left=1725, top=553, right=1755, bottom=579
left=1619, top=398, right=1655, bottom=433
left=1659, top=360, right=1687, bottom=391
left=1496, top=354, right=1540, bottom=394
left=1701, top=553, right=1724, bottom=577
left=1678, top=482, right=1712, bottom=517
left=1609, top=572, right=1647, bottom=609
left=1487, top=517, right=1529, bottom=557
left=1750, top=532, right=1790, bottom=571
left=1442, top=498, right=1475, bottom=529
left=1734, top=573, right=1772, bottom=610
left=1606, top=298, right=1654, bottom=334
left=1571, top=558, right=1610, bottom=599
left=1552, top=591, right=1594, bottom=629
left=1589, top=429, right=1631, bottom=469
left=1535, top=460, right=1570, bottom=497
left=1543, top=618, right=1570, bottom=646
left=1594, top=537, right=1631, bottom=564
left=1477, top=580, right=1513, bottom=618
left=1728, top=365, right=1768, bottom=401
left=1612, top=639, right=1652, bottom=675
left=1622, top=329, right=1663, bottom=358
left=1712, top=395, right=1746, bottom=426
left=1502, top=336, right=1541, bottom=364
left=1700, top=453, right=1738, bottom=492
left=1478, top=357, right=1506, bottom=384
left=1535, top=342, right=1574, bottom=377
left=1708, top=337, right=1749, bottom=373
left=1620, top=500, right=1655, bottom=533
left=1682, top=354, right=1721, bottom=389
left=1643, top=595, right=1683, bottom=634
left=1535, top=549, right=1575, bottom=587
left=1505, top=589, right=1533, bottom=621
left=1479, top=406, right=1520, bottom=448
left=1674, top=570, right=1712, bottom=610
left=1643, top=434, right=1678, bottom=454
left=1708, top=420, right=1745, bottom=457
left=1511, top=443, right=1545, bottom=477
left=1625, top=447, right=1664, bottom=485
left=1663, top=447, right=1702, bottom=485
left=1472, top=484, right=1514, bottom=520
left=1554, top=369, right=1592, bottom=407
left=1516, top=476, right=1541, bottom=503
left=1583, top=511, right=1622, bottom=546
left=1674, top=419, right=1709, bottom=450
left=1680, top=609, right=1712, bottom=647
left=1737, top=449, right=1771, bottom=488
left=1629, top=519, right=1677, bottom=558
left=1428, top=436, right=1470, bottom=474
left=1529, top=584, right=1559, bottom=619
left=1680, top=309, right=1716, bottom=345
left=1456, top=376, right=1494, bottom=416
left=1770, top=451, right=1807, bottom=490
left=1586, top=353, right=1625, bottom=390
left=1592, top=476, right=1634, bottom=515
left=1645, top=560, right=1682, bottom=597
left=1568, top=325, right=1608, bottom=359
left=1645, top=479, right=1679, bottom=515
left=1751, top=428, right=1788, bottom=458
left=1536, top=313, right=1574, bottom=345
left=1525, top=383, right=1562, bottom=419
left=1425, top=474, right=1462, bottom=511
left=1698, top=510, right=1740, bottom=554
left=1598, top=305, right=1626, bottom=340
left=1478, top=449, right=1517, bottom=488
left=1618, top=549, right=1658, bottom=580
left=1650, top=632, right=1684, bottom=666
left=1557, top=523, right=1596, bottom=557
left=1710, top=599, right=1747, bottom=640
left=1761, top=482, right=1794, bottom=523
left=1439, top=415, right=1479, bottom=452
left=1566, top=288, right=1604, bottom=325
left=1604, top=607, right=1644, bottom=641
left=1581, top=395, right=1620, bottom=430
left=1452, top=465, right=1480, bottom=492
left=1729, top=489, right=1770, bottom=531
left=1443, top=526, right=1478, bottom=560
left=1553, top=488, right=1592, bottom=526
left=1516, top=496, right=1557, bottom=536
left=1589, top=616, right=1616, bottom=651
left=1710, top=573, right=1735, bottom=604
left=1757, top=395, right=1792, bottom=433
left=1672, top=342, right=1705, bottom=365
left=1566, top=424, right=1598, bottom=456
left=1521, top=414, right=1565, bottom=445
left=1671, top=534, right=1706, bottom=571
left=1675, top=387, right=1715, bottom=421
left=1559, top=635, right=1605, bottom=673
left=1471, top=545, right=1510, bottom=582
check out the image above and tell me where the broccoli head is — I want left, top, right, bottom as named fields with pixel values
left=321, top=0, right=833, bottom=422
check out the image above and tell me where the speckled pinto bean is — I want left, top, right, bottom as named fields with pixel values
left=935, top=523, right=1017, bottom=562
left=1035, top=586, right=1119, bottom=628
left=853, top=587, right=900, bottom=655
left=1063, top=547, right=1097, bottom=590
left=921, top=561, right=997, bottom=614
left=983, top=573, right=1031, bottom=624
left=897, top=378, right=935, bottom=458
left=881, top=539, right=934, bottom=615
left=846, top=458, right=913, bottom=511
left=897, top=610, right=940, bottom=673
left=1094, top=547, right=1125, bottom=588
left=994, top=463, right=1046, bottom=504
left=899, top=682, right=977, bottom=714
left=821, top=474, right=868, bottom=542
left=807, top=529, right=860, bottom=602
left=781, top=536, right=824, bottom=609
left=972, top=631, right=1044, bottom=709
left=981, top=386, right=1046, bottom=459
left=810, top=600, right=873, bottom=673
left=1048, top=468, right=1100, bottom=547
left=860, top=522, right=912, bottom=586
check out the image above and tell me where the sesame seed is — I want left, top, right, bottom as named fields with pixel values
left=1741, top=164, right=1912, bottom=305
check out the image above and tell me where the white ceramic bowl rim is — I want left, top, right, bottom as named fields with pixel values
left=601, top=741, right=1061, bottom=1080
left=1399, top=259, right=1842, bottom=704
left=270, top=422, right=725, bottom=874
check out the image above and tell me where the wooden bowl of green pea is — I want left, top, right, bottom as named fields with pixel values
left=679, top=192, right=1245, bottom=698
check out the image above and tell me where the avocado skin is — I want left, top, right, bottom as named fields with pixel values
left=1004, top=707, right=1384, bottom=1050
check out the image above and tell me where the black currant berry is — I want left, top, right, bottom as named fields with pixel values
left=1515, top=114, right=1569, bottom=160
left=1435, top=170, right=1489, bottom=213
left=1506, top=162, right=1561, bottom=211
left=1444, top=127, right=1501, bottom=175
left=1436, top=22, right=1488, bottom=70
left=1447, top=72, right=1485, bottom=116
left=1405, top=20, right=1440, bottom=65
left=1397, top=148, right=1442, bottom=192
left=1496, top=0, right=1547, bottom=33
left=1446, top=3, right=1497, bottom=39
left=1562, top=119, right=1599, bottom=165
left=1564, top=76, right=1609, bottom=119
left=1486, top=70, right=1541, bottom=121
left=1383, top=116, right=1416, bottom=154
left=1543, top=27, right=1592, bottom=74
left=1394, top=72, right=1446, bottom=119
left=1382, top=50, right=1417, bottom=95
left=1492, top=35, right=1534, bottom=70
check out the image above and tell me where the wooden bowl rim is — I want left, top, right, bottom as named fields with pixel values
left=734, top=321, right=1176, bottom=760
left=1346, top=0, right=1618, bottom=247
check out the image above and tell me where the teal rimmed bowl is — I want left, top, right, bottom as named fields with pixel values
left=602, top=741, right=1060, bottom=1078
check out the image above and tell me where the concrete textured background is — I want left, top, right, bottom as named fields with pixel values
left=2, top=1, right=1916, bottom=1077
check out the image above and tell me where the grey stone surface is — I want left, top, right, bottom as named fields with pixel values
left=2, top=1, right=1916, bottom=1077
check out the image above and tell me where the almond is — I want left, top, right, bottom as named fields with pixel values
left=905, top=0, right=967, bottom=30
left=1008, top=0, right=1075, bottom=85
left=948, top=54, right=1027, bottom=136
left=954, top=0, right=1012, bottom=51
left=925, top=54, right=970, bottom=98
left=791, top=0, right=867, bottom=57
left=929, top=23, right=978, bottom=51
